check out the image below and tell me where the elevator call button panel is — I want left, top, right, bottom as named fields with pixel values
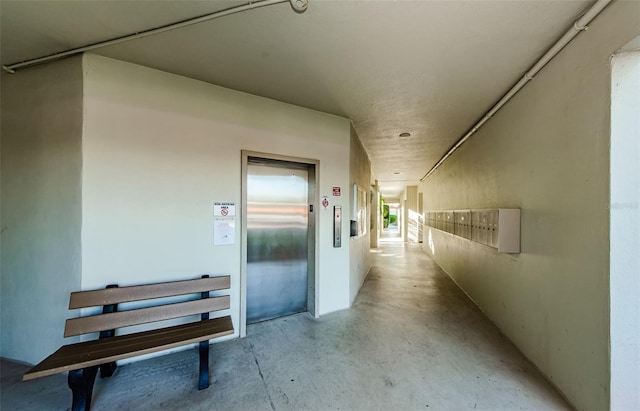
left=334, top=205, right=342, bottom=248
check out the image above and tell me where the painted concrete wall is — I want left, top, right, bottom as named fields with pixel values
left=610, top=48, right=640, bottom=410
left=349, top=125, right=372, bottom=304
left=81, top=54, right=353, bottom=343
left=419, top=2, right=640, bottom=410
left=370, top=181, right=379, bottom=249
left=1, top=57, right=84, bottom=363
left=404, top=186, right=418, bottom=243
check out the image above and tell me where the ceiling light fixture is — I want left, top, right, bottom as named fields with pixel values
left=290, top=0, right=309, bottom=13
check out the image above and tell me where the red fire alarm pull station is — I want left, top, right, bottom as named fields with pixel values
left=332, top=186, right=341, bottom=196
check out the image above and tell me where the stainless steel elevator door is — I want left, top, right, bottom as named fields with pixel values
left=247, top=161, right=309, bottom=324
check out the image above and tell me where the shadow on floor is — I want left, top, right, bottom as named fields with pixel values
left=1, top=243, right=571, bottom=411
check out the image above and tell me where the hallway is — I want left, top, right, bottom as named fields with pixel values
left=1, top=243, right=570, bottom=410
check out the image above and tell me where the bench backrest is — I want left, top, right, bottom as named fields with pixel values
left=64, top=276, right=230, bottom=337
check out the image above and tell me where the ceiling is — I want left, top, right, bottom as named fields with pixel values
left=1, top=0, right=591, bottom=199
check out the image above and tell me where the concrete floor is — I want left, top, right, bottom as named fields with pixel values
left=1, top=241, right=571, bottom=411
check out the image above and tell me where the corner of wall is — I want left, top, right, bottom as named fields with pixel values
left=348, top=125, right=373, bottom=304
left=0, top=56, right=84, bottom=363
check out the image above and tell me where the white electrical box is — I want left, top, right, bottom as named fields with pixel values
left=497, top=208, right=520, bottom=253
left=425, top=208, right=521, bottom=253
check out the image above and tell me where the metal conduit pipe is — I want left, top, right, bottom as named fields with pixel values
left=420, top=0, right=614, bottom=182
left=2, top=0, right=307, bottom=73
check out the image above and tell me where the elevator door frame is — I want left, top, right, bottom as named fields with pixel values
left=241, top=150, right=319, bottom=337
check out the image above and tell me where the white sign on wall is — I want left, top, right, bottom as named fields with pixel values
left=213, top=201, right=236, bottom=217
left=214, top=218, right=235, bottom=246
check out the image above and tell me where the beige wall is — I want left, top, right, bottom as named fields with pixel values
left=0, top=53, right=364, bottom=364
left=349, top=125, right=372, bottom=303
left=81, top=54, right=354, bottom=344
left=419, top=2, right=640, bottom=409
left=403, top=186, right=418, bottom=243
left=1, top=57, right=84, bottom=363
left=370, top=181, right=380, bottom=249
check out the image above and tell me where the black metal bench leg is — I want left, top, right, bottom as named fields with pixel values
left=198, top=274, right=211, bottom=390
left=99, top=362, right=117, bottom=378
left=68, top=366, right=99, bottom=411
left=199, top=340, right=210, bottom=390
left=99, top=284, right=119, bottom=379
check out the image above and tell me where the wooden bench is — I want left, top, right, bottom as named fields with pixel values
left=23, top=275, right=234, bottom=411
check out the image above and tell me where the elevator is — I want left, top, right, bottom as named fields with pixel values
left=243, top=154, right=317, bottom=328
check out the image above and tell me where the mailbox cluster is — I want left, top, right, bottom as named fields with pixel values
left=425, top=208, right=521, bottom=253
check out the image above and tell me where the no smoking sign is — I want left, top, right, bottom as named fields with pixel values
left=213, top=202, right=236, bottom=217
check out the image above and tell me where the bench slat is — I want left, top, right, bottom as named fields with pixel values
left=69, top=276, right=231, bottom=309
left=24, top=316, right=234, bottom=381
left=64, top=296, right=230, bottom=337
